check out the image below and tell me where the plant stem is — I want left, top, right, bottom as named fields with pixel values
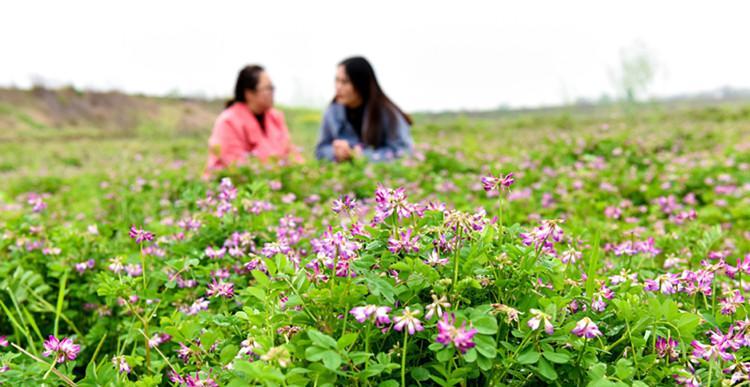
left=497, top=196, right=504, bottom=234
left=11, top=343, right=77, bottom=387
left=43, top=359, right=57, bottom=380
left=576, top=338, right=589, bottom=385
left=577, top=338, right=588, bottom=368
left=712, top=276, right=718, bottom=320
left=401, top=330, right=409, bottom=387
left=452, top=228, right=463, bottom=291
left=140, top=245, right=147, bottom=290
left=364, top=324, right=371, bottom=372
left=54, top=271, right=68, bottom=337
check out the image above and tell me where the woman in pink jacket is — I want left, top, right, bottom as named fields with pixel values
left=206, top=65, right=301, bottom=172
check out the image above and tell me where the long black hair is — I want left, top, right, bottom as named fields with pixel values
left=226, top=65, right=265, bottom=108
left=336, top=57, right=412, bottom=147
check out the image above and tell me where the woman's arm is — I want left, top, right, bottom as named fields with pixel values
left=209, top=118, right=251, bottom=167
left=314, top=106, right=338, bottom=161
left=361, top=111, right=413, bottom=162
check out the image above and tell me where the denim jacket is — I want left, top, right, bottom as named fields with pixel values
left=314, top=102, right=413, bottom=162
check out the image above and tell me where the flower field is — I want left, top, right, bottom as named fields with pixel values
left=1, top=103, right=750, bottom=386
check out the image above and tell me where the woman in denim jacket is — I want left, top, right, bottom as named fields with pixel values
left=315, top=57, right=413, bottom=162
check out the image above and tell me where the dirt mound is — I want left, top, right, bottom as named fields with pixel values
left=0, top=87, right=222, bottom=137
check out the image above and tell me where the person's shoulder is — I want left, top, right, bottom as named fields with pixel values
left=267, top=107, right=285, bottom=120
left=216, top=103, right=251, bottom=127
left=383, top=104, right=411, bottom=128
left=324, top=102, right=345, bottom=120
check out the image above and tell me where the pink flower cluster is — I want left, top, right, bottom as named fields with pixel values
left=436, top=314, right=478, bottom=353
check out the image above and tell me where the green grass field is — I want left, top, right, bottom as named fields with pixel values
left=1, top=89, right=750, bottom=385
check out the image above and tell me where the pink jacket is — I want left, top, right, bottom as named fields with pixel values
left=206, top=102, right=299, bottom=170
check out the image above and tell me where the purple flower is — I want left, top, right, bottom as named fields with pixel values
left=559, top=249, right=581, bottom=265
left=107, top=257, right=124, bottom=273
left=481, top=172, right=514, bottom=193
left=571, top=317, right=602, bottom=339
left=691, top=339, right=734, bottom=362
left=112, top=355, right=131, bottom=374
left=147, top=333, right=171, bottom=348
left=42, top=335, right=81, bottom=364
left=184, top=298, right=209, bottom=315
left=177, top=342, right=194, bottom=363
left=519, top=219, right=564, bottom=255
left=206, top=279, right=234, bottom=298
left=435, top=314, right=478, bottom=354
left=331, top=195, right=357, bottom=214
left=204, top=246, right=226, bottom=259
left=424, top=250, right=449, bottom=267
left=425, top=294, right=451, bottom=320
left=177, top=217, right=202, bottom=231
left=350, top=305, right=392, bottom=327
left=0, top=336, right=8, bottom=347
left=350, top=306, right=372, bottom=323
left=655, top=336, right=679, bottom=362
left=74, top=259, right=96, bottom=274
left=720, top=290, right=745, bottom=315
left=388, top=229, right=420, bottom=254
left=527, top=309, right=554, bottom=335
left=311, top=227, right=362, bottom=266
left=738, top=254, right=750, bottom=274
left=184, top=372, right=219, bottom=387
left=218, top=178, right=237, bottom=201
left=393, top=307, right=424, bottom=335
left=129, top=226, right=154, bottom=244
left=27, top=193, right=47, bottom=213
left=604, top=206, right=621, bottom=219
left=644, top=273, right=681, bottom=294
left=673, top=364, right=700, bottom=387
left=453, top=323, right=479, bottom=354
left=443, top=208, right=488, bottom=234
left=125, top=264, right=142, bottom=277
left=268, top=180, right=282, bottom=190
left=373, top=186, right=420, bottom=224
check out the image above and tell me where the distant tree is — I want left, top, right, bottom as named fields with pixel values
left=609, top=41, right=657, bottom=103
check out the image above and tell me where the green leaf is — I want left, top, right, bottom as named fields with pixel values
left=471, top=315, right=498, bottom=335
left=337, top=332, right=358, bottom=350
left=365, top=273, right=396, bottom=304
left=477, top=355, right=493, bottom=371
left=321, top=350, right=342, bottom=370
left=410, top=367, right=430, bottom=381
left=349, top=351, right=371, bottom=365
left=517, top=350, right=539, bottom=364
left=428, top=342, right=445, bottom=351
left=305, top=346, right=327, bottom=361
left=463, top=348, right=477, bottom=362
left=536, top=357, right=558, bottom=381
left=244, top=287, right=266, bottom=302
left=436, top=348, right=454, bottom=362
left=588, top=362, right=607, bottom=381
left=220, top=344, right=239, bottom=364
left=252, top=270, right=270, bottom=287
left=542, top=350, right=570, bottom=364
left=474, top=335, right=497, bottom=358
left=614, top=358, right=634, bottom=380
left=307, top=329, right=337, bottom=348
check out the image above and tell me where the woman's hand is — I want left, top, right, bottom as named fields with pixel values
left=333, top=139, right=352, bottom=162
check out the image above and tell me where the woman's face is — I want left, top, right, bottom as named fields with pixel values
left=245, top=71, right=275, bottom=113
left=335, top=65, right=362, bottom=108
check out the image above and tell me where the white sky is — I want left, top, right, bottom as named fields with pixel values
left=2, top=1, right=750, bottom=111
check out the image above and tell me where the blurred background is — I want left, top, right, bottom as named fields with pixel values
left=2, top=0, right=750, bottom=186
